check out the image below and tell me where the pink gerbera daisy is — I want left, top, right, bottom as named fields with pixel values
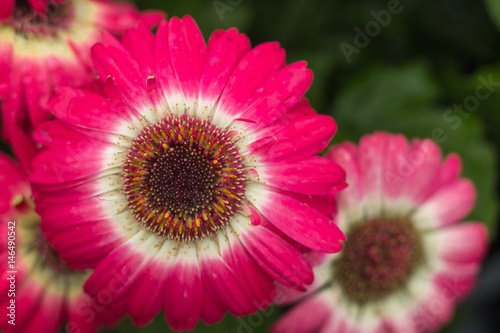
left=0, top=0, right=163, bottom=143
left=272, top=132, right=488, bottom=333
left=30, top=16, right=347, bottom=330
left=0, top=152, right=125, bottom=333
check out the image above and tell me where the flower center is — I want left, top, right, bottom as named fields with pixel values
left=122, top=114, right=247, bottom=241
left=33, top=226, right=76, bottom=276
left=11, top=0, right=74, bottom=36
left=334, top=216, right=424, bottom=305
left=17, top=207, right=90, bottom=293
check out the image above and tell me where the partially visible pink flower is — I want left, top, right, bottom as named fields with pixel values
left=30, top=16, right=347, bottom=331
left=0, top=152, right=124, bottom=333
left=0, top=0, right=164, bottom=143
left=272, top=132, right=488, bottom=333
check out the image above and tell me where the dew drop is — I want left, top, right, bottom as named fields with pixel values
left=284, top=97, right=298, bottom=107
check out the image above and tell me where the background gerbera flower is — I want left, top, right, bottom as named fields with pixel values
left=0, top=152, right=125, bottom=333
left=30, top=16, right=347, bottom=331
left=0, top=0, right=164, bottom=143
left=272, top=132, right=488, bottom=333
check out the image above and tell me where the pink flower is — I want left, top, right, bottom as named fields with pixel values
left=30, top=16, right=347, bottom=331
left=0, top=0, right=164, bottom=143
left=0, top=152, right=125, bottom=333
left=272, top=132, right=488, bottom=333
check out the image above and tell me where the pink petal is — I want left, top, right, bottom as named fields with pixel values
left=200, top=289, right=225, bottom=325
left=249, top=114, right=336, bottom=164
left=84, top=234, right=154, bottom=304
left=409, top=282, right=456, bottom=332
left=284, top=190, right=338, bottom=217
left=122, top=23, right=156, bottom=76
left=67, top=294, right=100, bottom=333
left=221, top=230, right=275, bottom=308
left=400, top=139, right=442, bottom=204
left=274, top=261, right=332, bottom=305
left=169, top=16, right=207, bottom=105
left=48, top=87, right=137, bottom=134
left=0, top=0, right=14, bottom=19
left=235, top=222, right=313, bottom=290
left=9, top=126, right=38, bottom=174
left=20, top=292, right=64, bottom=333
left=271, top=293, right=332, bottom=333
left=250, top=187, right=345, bottom=252
left=30, top=139, right=118, bottom=184
left=139, top=10, right=165, bottom=28
left=9, top=281, right=44, bottom=332
left=432, top=269, right=477, bottom=302
left=22, top=59, right=52, bottom=127
left=1, top=57, right=23, bottom=143
left=43, top=217, right=124, bottom=269
left=128, top=245, right=172, bottom=327
left=378, top=133, right=410, bottom=200
left=422, top=153, right=462, bottom=202
left=427, top=222, right=488, bottom=264
left=0, top=40, right=13, bottom=98
left=95, top=1, right=163, bottom=34
left=429, top=258, right=482, bottom=303
left=356, top=132, right=390, bottom=199
left=415, top=179, right=476, bottom=228
left=164, top=245, right=202, bottom=331
left=237, top=61, right=313, bottom=133
left=35, top=175, right=121, bottom=204
left=155, top=20, right=184, bottom=112
left=27, top=0, right=48, bottom=15
left=213, top=42, right=285, bottom=127
left=255, top=156, right=345, bottom=195
left=44, top=55, right=84, bottom=92
left=199, top=239, right=256, bottom=316
left=34, top=120, right=90, bottom=148
left=198, top=28, right=249, bottom=118
left=0, top=153, right=29, bottom=214
left=35, top=196, right=109, bottom=225
left=91, top=43, right=154, bottom=119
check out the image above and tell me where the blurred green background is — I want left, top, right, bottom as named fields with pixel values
left=107, top=0, right=500, bottom=332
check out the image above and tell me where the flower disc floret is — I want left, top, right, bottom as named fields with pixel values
left=123, top=114, right=246, bottom=241
left=11, top=0, right=74, bottom=36
left=335, top=216, right=424, bottom=305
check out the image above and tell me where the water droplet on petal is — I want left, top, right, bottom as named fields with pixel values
left=284, top=97, right=298, bottom=107
left=255, top=87, right=265, bottom=95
